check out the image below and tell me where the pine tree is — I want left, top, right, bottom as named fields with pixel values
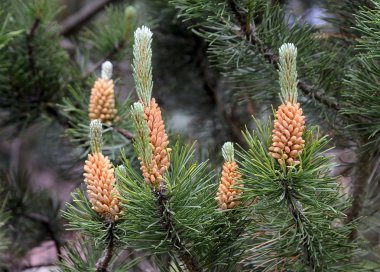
left=1, top=0, right=380, bottom=270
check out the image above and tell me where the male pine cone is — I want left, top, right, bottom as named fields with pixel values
left=269, top=102, right=305, bottom=165
left=216, top=143, right=242, bottom=210
left=140, top=98, right=170, bottom=187
left=84, top=153, right=121, bottom=221
left=88, top=62, right=118, bottom=125
left=88, top=79, right=117, bottom=125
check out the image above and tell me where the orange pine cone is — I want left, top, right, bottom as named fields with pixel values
left=83, top=153, right=121, bottom=221
left=269, top=101, right=305, bottom=165
left=140, top=98, right=170, bottom=187
left=216, top=161, right=243, bottom=210
left=88, top=78, right=118, bottom=125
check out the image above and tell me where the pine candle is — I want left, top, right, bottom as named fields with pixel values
left=132, top=26, right=171, bottom=189
left=83, top=120, right=121, bottom=221
left=269, top=43, right=305, bottom=166
left=216, top=142, right=243, bottom=210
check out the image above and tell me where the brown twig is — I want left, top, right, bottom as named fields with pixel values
left=226, top=0, right=252, bottom=38
left=155, top=182, right=201, bottom=272
left=96, top=223, right=115, bottom=272
left=26, top=18, right=40, bottom=76
left=347, top=153, right=375, bottom=231
left=25, top=213, right=62, bottom=261
left=26, top=18, right=41, bottom=101
left=60, top=0, right=119, bottom=37
left=113, top=126, right=134, bottom=140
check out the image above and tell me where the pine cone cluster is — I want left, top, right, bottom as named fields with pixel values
left=269, top=102, right=305, bottom=165
left=88, top=78, right=118, bottom=125
left=84, top=153, right=121, bottom=221
left=216, top=161, right=243, bottom=210
left=139, top=98, right=170, bottom=186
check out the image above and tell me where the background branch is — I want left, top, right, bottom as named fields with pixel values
left=60, top=0, right=119, bottom=37
left=96, top=223, right=115, bottom=272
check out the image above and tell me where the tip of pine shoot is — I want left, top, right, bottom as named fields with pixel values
left=222, top=142, right=235, bottom=162
left=117, top=165, right=127, bottom=176
left=135, top=25, right=153, bottom=40
left=279, top=43, right=297, bottom=58
left=133, top=27, right=153, bottom=106
left=101, top=61, right=113, bottom=80
left=125, top=6, right=137, bottom=21
left=132, top=102, right=144, bottom=113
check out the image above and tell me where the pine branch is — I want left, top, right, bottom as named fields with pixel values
left=113, top=127, right=134, bottom=140
left=155, top=182, right=201, bottom=272
left=226, top=0, right=340, bottom=111
left=96, top=223, right=115, bottom=272
left=282, top=179, right=315, bottom=269
left=26, top=18, right=40, bottom=74
left=226, top=0, right=252, bottom=39
left=297, top=81, right=339, bottom=111
left=60, top=0, right=119, bottom=37
left=347, top=153, right=373, bottom=227
left=25, top=17, right=41, bottom=101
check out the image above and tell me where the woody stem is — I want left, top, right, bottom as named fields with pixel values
left=155, top=182, right=202, bottom=272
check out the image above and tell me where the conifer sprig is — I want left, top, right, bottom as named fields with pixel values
left=269, top=43, right=305, bottom=166
left=239, top=119, right=362, bottom=271
left=0, top=0, right=73, bottom=128
left=133, top=26, right=153, bottom=107
left=117, top=141, right=214, bottom=271
left=342, top=1, right=380, bottom=153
